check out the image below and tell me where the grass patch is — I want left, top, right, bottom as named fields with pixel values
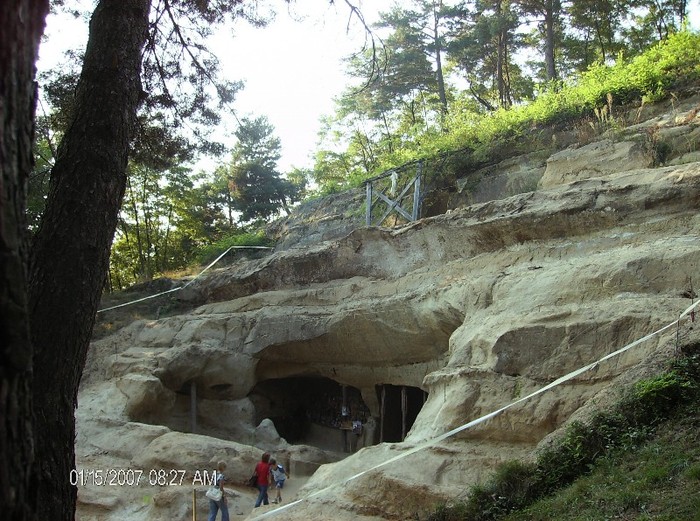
left=504, top=416, right=700, bottom=521
left=329, top=31, right=700, bottom=195
left=425, top=342, right=700, bottom=521
left=196, top=229, right=274, bottom=265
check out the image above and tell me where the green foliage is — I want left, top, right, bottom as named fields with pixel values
left=108, top=164, right=227, bottom=290
left=429, top=501, right=471, bottom=521
left=196, top=230, right=273, bottom=266
left=229, top=161, right=288, bottom=221
left=631, top=370, right=693, bottom=414
left=426, top=342, right=700, bottom=521
left=215, top=115, right=301, bottom=223
left=465, top=461, right=537, bottom=519
left=685, top=463, right=700, bottom=481
left=503, top=410, right=700, bottom=520
left=318, top=31, right=700, bottom=194
left=448, top=0, right=531, bottom=109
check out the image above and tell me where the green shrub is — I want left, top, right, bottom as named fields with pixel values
left=355, top=31, right=700, bottom=190
left=684, top=463, right=700, bottom=481
left=428, top=342, right=700, bottom=521
left=196, top=230, right=273, bottom=265
left=427, top=501, right=471, bottom=521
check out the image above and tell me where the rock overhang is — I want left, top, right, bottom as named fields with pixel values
left=81, top=129, right=700, bottom=520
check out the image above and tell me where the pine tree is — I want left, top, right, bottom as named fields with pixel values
left=222, top=116, right=296, bottom=222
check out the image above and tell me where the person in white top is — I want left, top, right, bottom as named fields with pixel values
left=268, top=458, right=289, bottom=504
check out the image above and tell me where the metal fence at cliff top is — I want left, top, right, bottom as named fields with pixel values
left=364, top=160, right=424, bottom=227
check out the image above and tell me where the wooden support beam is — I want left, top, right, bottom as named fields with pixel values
left=401, top=386, right=407, bottom=441
left=412, top=162, right=422, bottom=220
left=379, top=385, right=386, bottom=443
left=190, top=380, right=197, bottom=434
left=374, top=190, right=414, bottom=222
left=366, top=182, right=373, bottom=226
left=365, top=160, right=423, bottom=226
left=376, top=177, right=416, bottom=224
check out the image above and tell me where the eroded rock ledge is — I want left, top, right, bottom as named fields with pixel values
left=79, top=99, right=700, bottom=521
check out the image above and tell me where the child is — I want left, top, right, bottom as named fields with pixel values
left=268, top=458, right=289, bottom=504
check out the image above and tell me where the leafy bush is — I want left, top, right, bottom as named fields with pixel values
left=196, top=230, right=273, bottom=265
left=350, top=31, right=700, bottom=192
left=685, top=463, right=700, bottom=481
left=426, top=342, right=700, bottom=521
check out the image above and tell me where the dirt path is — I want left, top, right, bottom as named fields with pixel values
left=209, top=475, right=312, bottom=520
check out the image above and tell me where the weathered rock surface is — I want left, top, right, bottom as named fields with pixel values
left=79, top=95, right=700, bottom=520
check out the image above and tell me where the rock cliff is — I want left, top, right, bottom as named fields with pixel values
left=78, top=94, right=700, bottom=520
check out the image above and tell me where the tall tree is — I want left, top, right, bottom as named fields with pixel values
left=379, top=0, right=454, bottom=114
left=518, top=0, right=563, bottom=81
left=3, top=1, right=356, bottom=519
left=315, top=0, right=461, bottom=180
left=221, top=115, right=299, bottom=222
left=566, top=0, right=625, bottom=67
left=449, top=0, right=532, bottom=109
left=367, top=0, right=453, bottom=118
left=28, top=2, right=151, bottom=519
left=27, top=0, right=259, bottom=519
left=110, top=165, right=223, bottom=290
left=621, top=0, right=688, bottom=54
left=0, top=2, right=50, bottom=520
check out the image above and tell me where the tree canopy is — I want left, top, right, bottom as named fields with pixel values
left=211, top=115, right=305, bottom=223
left=4, top=1, right=698, bottom=519
left=312, top=0, right=694, bottom=192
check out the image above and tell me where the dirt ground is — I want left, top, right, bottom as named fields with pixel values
left=196, top=475, right=311, bottom=521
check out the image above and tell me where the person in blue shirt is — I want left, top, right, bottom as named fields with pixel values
left=268, top=458, right=289, bottom=504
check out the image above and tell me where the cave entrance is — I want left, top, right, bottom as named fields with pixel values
left=250, top=377, right=371, bottom=452
left=376, top=384, right=427, bottom=443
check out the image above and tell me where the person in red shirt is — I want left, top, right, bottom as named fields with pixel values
left=254, top=452, right=272, bottom=507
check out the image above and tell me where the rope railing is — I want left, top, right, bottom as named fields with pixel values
left=248, top=297, right=699, bottom=520
left=97, top=245, right=273, bottom=313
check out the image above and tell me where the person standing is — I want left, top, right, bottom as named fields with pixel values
left=268, top=458, right=289, bottom=504
left=208, top=461, right=229, bottom=521
left=254, top=452, right=272, bottom=508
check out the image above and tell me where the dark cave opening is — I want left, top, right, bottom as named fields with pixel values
left=249, top=377, right=429, bottom=450
left=250, top=376, right=371, bottom=451
left=376, top=384, right=427, bottom=443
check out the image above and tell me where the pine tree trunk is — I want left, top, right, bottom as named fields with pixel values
left=27, top=1, right=150, bottom=519
left=543, top=0, right=557, bottom=81
left=432, top=0, right=448, bottom=114
left=496, top=0, right=508, bottom=108
left=0, top=1, right=49, bottom=520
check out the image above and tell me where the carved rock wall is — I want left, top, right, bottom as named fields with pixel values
left=78, top=97, right=700, bottom=521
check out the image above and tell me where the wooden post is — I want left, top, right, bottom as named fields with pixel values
left=342, top=384, right=348, bottom=452
left=401, top=386, right=407, bottom=441
left=190, top=380, right=197, bottom=434
left=366, top=182, right=373, bottom=226
left=379, top=385, right=385, bottom=443
left=412, top=162, right=422, bottom=221
left=192, top=488, right=197, bottom=521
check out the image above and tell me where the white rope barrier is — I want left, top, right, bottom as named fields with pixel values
left=97, top=246, right=273, bottom=313
left=249, top=298, right=700, bottom=520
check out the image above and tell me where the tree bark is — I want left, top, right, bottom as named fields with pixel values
left=0, top=1, right=49, bottom=520
left=495, top=0, right=508, bottom=108
left=543, top=0, right=557, bottom=81
left=520, top=0, right=559, bottom=82
left=432, top=0, right=448, bottom=114
left=27, top=1, right=150, bottom=519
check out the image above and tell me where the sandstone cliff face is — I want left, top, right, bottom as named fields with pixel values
left=78, top=95, right=700, bottom=521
